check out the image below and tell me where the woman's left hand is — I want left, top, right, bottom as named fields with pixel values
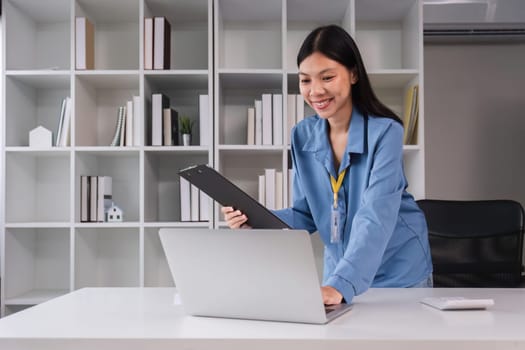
left=321, top=286, right=343, bottom=305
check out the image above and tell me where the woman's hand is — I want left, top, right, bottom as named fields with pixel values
left=221, top=206, right=251, bottom=229
left=321, top=286, right=343, bottom=305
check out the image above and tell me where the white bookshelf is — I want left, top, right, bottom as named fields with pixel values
left=1, top=0, right=425, bottom=316
left=1, top=0, right=214, bottom=316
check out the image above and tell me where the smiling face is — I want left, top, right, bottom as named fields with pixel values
left=299, top=52, right=357, bottom=126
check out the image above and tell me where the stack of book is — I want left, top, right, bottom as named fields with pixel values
left=257, top=168, right=284, bottom=210
left=246, top=94, right=306, bottom=146
left=144, top=16, right=171, bottom=70
left=403, top=85, right=419, bottom=145
left=179, top=177, right=210, bottom=222
left=55, top=97, right=72, bottom=147
left=80, top=176, right=113, bottom=222
left=110, top=96, right=141, bottom=146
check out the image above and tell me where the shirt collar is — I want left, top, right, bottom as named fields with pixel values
left=302, top=108, right=366, bottom=176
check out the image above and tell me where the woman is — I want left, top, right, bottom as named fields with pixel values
left=222, top=25, right=432, bottom=305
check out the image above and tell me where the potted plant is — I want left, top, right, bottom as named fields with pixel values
left=179, top=116, right=194, bottom=146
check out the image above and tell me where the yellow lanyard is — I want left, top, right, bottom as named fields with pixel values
left=330, top=169, right=346, bottom=209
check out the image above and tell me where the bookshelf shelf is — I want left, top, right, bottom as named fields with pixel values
left=1, top=0, right=424, bottom=316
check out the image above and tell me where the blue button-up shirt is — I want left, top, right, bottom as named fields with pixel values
left=274, top=108, right=432, bottom=303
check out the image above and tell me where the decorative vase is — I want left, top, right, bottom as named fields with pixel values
left=182, top=133, right=191, bottom=146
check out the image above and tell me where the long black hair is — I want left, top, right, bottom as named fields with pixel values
left=297, top=25, right=402, bottom=125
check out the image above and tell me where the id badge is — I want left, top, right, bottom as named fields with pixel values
left=330, top=207, right=341, bottom=244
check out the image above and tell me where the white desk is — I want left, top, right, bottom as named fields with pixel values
left=0, top=287, right=524, bottom=350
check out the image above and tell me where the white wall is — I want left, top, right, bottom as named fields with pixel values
left=424, top=42, right=525, bottom=209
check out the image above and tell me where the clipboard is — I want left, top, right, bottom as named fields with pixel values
left=178, top=164, right=291, bottom=229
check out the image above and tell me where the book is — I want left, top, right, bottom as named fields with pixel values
left=126, top=100, right=133, bottom=146
left=75, top=17, right=94, bottom=70
left=110, top=106, right=126, bottom=146
left=152, top=93, right=170, bottom=146
left=258, top=175, right=266, bottom=205
left=275, top=171, right=283, bottom=210
left=144, top=17, right=154, bottom=70
left=296, top=94, right=305, bottom=124
left=272, top=94, right=283, bottom=145
left=80, top=175, right=89, bottom=222
left=255, top=99, right=262, bottom=145
left=119, top=106, right=127, bottom=147
left=97, top=176, right=112, bottom=222
left=58, top=97, right=72, bottom=147
left=191, top=185, right=200, bottom=222
left=163, top=108, right=179, bottom=146
left=246, top=107, right=255, bottom=145
left=262, top=93, right=273, bottom=145
left=90, top=176, right=98, bottom=222
left=153, top=17, right=171, bottom=70
left=55, top=98, right=67, bottom=146
left=199, top=190, right=210, bottom=221
left=288, top=168, right=293, bottom=207
left=199, top=95, right=209, bottom=146
left=405, top=85, right=419, bottom=145
left=264, top=168, right=276, bottom=210
left=287, top=94, right=296, bottom=144
left=133, top=96, right=141, bottom=146
left=180, top=176, right=191, bottom=221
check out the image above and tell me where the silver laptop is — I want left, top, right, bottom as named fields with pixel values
left=159, top=228, right=352, bottom=324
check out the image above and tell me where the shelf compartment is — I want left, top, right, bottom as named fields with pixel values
left=218, top=71, right=283, bottom=145
left=217, top=0, right=282, bottom=69
left=144, top=73, right=210, bottom=146
left=75, top=74, right=140, bottom=147
left=355, top=0, right=421, bottom=70
left=75, top=151, right=140, bottom=222
left=5, top=74, right=71, bottom=147
left=5, top=152, right=71, bottom=223
left=218, top=150, right=284, bottom=200
left=144, top=151, right=210, bottom=222
left=4, top=228, right=71, bottom=304
left=74, top=227, right=140, bottom=288
left=144, top=227, right=175, bottom=287
left=144, top=0, right=211, bottom=70
left=286, top=0, right=353, bottom=71
left=75, top=0, right=140, bottom=70
left=5, top=0, right=71, bottom=70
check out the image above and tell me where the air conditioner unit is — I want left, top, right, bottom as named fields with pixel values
left=423, top=0, right=525, bottom=41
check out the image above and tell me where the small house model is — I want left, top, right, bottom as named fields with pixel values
left=29, top=126, right=53, bottom=148
left=106, top=204, right=123, bottom=222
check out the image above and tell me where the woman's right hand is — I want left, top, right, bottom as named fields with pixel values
left=221, top=206, right=251, bottom=229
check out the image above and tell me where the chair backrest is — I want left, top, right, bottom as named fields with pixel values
left=417, top=199, right=524, bottom=287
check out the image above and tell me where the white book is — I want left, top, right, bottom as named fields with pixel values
left=97, top=176, right=112, bottom=222
left=59, top=97, right=72, bottom=147
left=153, top=17, right=171, bottom=70
left=133, top=96, right=141, bottom=146
left=265, top=168, right=276, bottom=210
left=275, top=171, right=283, bottom=210
left=152, top=93, right=169, bottom=146
left=90, top=176, right=98, bottom=222
left=126, top=100, right=133, bottom=146
left=144, top=17, right=154, bottom=70
left=296, top=94, right=305, bottom=124
left=80, top=175, right=89, bottom=222
left=199, top=190, right=210, bottom=222
left=258, top=175, right=266, bottom=206
left=199, top=95, right=209, bottom=146
left=255, top=100, right=262, bottom=145
left=262, top=94, right=273, bottom=145
left=180, top=177, right=191, bottom=222
left=272, top=94, right=283, bottom=145
left=191, top=185, right=200, bottom=222
left=287, top=94, right=296, bottom=145
left=75, top=17, right=94, bottom=70
left=246, top=107, right=255, bottom=145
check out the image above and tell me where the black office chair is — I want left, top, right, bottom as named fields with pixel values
left=417, top=199, right=524, bottom=287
